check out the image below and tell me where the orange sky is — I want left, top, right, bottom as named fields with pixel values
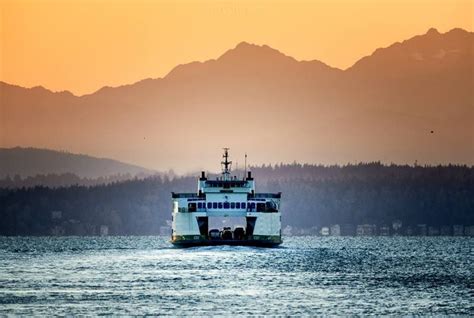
left=1, top=0, right=472, bottom=96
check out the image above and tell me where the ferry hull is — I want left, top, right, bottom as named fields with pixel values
left=171, top=236, right=282, bottom=248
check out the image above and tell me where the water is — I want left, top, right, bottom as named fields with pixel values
left=0, top=236, right=472, bottom=315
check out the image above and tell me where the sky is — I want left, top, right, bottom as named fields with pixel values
left=0, top=0, right=472, bottom=96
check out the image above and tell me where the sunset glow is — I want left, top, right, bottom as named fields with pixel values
left=1, top=0, right=472, bottom=95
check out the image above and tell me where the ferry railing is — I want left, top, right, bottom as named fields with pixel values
left=176, top=207, right=279, bottom=213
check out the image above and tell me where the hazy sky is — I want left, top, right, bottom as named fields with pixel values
left=1, top=0, right=472, bottom=96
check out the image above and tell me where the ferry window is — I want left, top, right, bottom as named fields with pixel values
left=230, top=202, right=235, bottom=209
left=236, top=202, right=241, bottom=209
left=188, top=203, right=197, bottom=212
left=224, top=202, right=230, bottom=209
left=197, top=202, right=202, bottom=209
left=257, top=203, right=265, bottom=212
left=242, top=202, right=246, bottom=209
left=213, top=202, right=217, bottom=209
left=207, top=202, right=212, bottom=209
left=218, top=202, right=223, bottom=209
left=249, top=202, right=255, bottom=211
left=266, top=201, right=278, bottom=212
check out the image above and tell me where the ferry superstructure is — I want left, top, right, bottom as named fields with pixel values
left=171, top=148, right=282, bottom=247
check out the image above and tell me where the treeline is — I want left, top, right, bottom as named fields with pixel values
left=0, top=173, right=152, bottom=189
left=0, top=163, right=473, bottom=235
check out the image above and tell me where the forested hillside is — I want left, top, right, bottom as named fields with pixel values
left=1, top=163, right=472, bottom=236
left=0, top=147, right=155, bottom=179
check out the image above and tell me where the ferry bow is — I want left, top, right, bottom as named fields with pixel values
left=171, top=148, right=282, bottom=247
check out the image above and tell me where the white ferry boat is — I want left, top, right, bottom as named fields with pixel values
left=171, top=148, right=282, bottom=247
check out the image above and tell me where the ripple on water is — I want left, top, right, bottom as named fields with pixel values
left=0, top=236, right=472, bottom=315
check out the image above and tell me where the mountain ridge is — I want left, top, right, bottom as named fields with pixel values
left=3, top=27, right=469, bottom=97
left=1, top=27, right=472, bottom=171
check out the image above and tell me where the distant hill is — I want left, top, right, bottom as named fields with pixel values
left=1, top=28, right=472, bottom=170
left=0, top=147, right=156, bottom=179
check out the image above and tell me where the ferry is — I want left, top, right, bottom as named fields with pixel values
left=171, top=148, right=282, bottom=247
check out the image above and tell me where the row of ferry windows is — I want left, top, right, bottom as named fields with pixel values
left=195, top=202, right=253, bottom=210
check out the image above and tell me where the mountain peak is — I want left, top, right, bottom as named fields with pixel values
left=447, top=27, right=471, bottom=36
left=233, top=41, right=274, bottom=51
left=29, top=85, right=75, bottom=97
left=218, top=41, right=295, bottom=63
left=0, top=81, right=76, bottom=97
left=426, top=27, right=440, bottom=35
left=234, top=41, right=257, bottom=49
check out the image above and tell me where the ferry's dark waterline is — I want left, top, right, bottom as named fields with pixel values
left=0, top=236, right=472, bottom=315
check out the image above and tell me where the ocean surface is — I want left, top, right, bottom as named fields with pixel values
left=0, top=236, right=472, bottom=315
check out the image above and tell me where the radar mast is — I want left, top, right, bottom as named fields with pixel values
left=221, top=148, right=232, bottom=180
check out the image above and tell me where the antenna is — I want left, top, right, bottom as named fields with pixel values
left=244, top=153, right=247, bottom=180
left=221, top=148, right=232, bottom=180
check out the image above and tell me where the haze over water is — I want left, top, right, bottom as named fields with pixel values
left=0, top=236, right=471, bottom=315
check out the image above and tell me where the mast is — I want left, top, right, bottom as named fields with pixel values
left=221, top=148, right=232, bottom=180
left=244, top=153, right=247, bottom=181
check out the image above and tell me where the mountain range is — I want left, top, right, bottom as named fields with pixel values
left=1, top=28, right=472, bottom=171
